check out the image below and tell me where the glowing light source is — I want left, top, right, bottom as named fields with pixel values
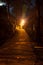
left=16, top=19, right=26, bottom=30
left=0, top=2, right=6, bottom=6
left=20, top=19, right=25, bottom=28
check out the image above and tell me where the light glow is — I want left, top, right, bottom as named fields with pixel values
left=20, top=19, right=25, bottom=27
left=0, top=2, right=6, bottom=6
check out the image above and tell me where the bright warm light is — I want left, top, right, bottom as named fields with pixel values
left=16, top=25, right=20, bottom=30
left=20, top=19, right=25, bottom=27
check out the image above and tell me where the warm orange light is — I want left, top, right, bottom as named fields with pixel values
left=20, top=19, right=25, bottom=27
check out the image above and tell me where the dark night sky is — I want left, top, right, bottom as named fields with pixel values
left=9, top=0, right=36, bottom=17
